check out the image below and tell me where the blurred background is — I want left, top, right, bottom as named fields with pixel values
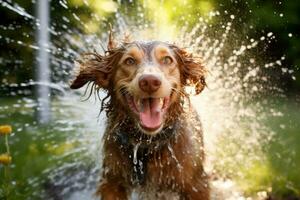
left=0, top=0, right=299, bottom=199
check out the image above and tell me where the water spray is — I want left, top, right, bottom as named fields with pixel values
left=36, top=0, right=51, bottom=124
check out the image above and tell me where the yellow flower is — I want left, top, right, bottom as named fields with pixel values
left=0, top=125, right=12, bottom=136
left=0, top=154, right=12, bottom=165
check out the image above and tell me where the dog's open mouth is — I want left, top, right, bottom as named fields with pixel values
left=126, top=95, right=170, bottom=133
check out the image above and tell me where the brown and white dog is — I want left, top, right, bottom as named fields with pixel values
left=70, top=34, right=209, bottom=199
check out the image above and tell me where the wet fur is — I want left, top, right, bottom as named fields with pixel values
left=71, top=38, right=209, bottom=199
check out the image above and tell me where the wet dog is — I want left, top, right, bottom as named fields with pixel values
left=70, top=34, right=209, bottom=199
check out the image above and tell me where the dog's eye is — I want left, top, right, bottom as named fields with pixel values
left=124, top=57, right=136, bottom=65
left=162, top=56, right=173, bottom=65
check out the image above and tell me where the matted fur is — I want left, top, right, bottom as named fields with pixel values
left=70, top=36, right=209, bottom=200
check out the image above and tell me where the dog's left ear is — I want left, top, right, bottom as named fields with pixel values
left=173, top=47, right=206, bottom=94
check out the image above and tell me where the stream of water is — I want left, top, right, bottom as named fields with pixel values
left=0, top=1, right=297, bottom=200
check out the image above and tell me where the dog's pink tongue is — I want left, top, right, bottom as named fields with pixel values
left=139, top=98, right=162, bottom=129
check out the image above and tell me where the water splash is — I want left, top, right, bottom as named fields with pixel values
left=0, top=0, right=35, bottom=20
left=167, top=143, right=183, bottom=171
left=0, top=1, right=296, bottom=200
left=133, top=142, right=141, bottom=166
left=36, top=0, right=51, bottom=124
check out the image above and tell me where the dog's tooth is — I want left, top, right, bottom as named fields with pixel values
left=159, top=98, right=164, bottom=109
left=136, top=99, right=141, bottom=111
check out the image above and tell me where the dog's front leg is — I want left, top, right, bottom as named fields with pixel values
left=97, top=176, right=128, bottom=200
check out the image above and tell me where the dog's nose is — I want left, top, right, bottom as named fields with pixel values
left=139, top=75, right=162, bottom=93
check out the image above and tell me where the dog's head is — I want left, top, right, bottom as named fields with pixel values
left=71, top=38, right=206, bottom=135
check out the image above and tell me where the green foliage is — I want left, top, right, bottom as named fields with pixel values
left=214, top=98, right=300, bottom=197
left=0, top=97, right=95, bottom=199
left=264, top=99, right=300, bottom=196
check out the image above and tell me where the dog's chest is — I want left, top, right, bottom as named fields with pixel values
left=113, top=121, right=184, bottom=186
left=124, top=139, right=187, bottom=190
left=129, top=149, right=183, bottom=200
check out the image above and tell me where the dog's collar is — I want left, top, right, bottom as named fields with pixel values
left=114, top=118, right=181, bottom=149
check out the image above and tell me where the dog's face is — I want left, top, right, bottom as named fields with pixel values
left=70, top=40, right=206, bottom=135
left=114, top=42, right=180, bottom=134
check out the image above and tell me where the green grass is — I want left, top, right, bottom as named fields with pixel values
left=264, top=99, right=300, bottom=196
left=214, top=98, right=300, bottom=198
left=0, top=97, right=93, bottom=199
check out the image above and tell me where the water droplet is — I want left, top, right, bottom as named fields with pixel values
left=267, top=32, right=273, bottom=37
left=133, top=143, right=141, bottom=165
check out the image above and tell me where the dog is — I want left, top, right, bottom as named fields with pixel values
left=70, top=33, right=209, bottom=200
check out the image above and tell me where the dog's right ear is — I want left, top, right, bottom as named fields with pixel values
left=70, top=53, right=111, bottom=90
